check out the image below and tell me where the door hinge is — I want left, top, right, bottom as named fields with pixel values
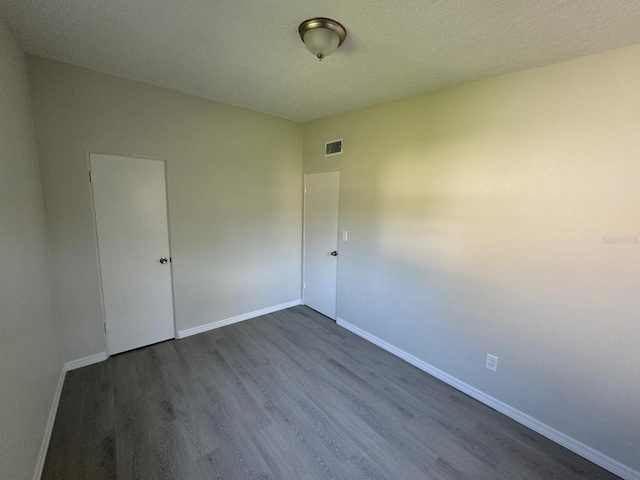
left=303, top=282, right=305, bottom=289
left=89, top=171, right=92, bottom=183
left=103, top=323, right=107, bottom=333
left=304, top=186, right=307, bottom=194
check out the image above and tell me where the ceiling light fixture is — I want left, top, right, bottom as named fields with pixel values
left=298, top=17, right=347, bottom=61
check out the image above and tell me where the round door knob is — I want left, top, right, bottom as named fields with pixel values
left=159, top=257, right=168, bottom=264
left=330, top=251, right=338, bottom=256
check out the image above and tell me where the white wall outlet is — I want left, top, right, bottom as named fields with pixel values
left=485, top=354, right=498, bottom=372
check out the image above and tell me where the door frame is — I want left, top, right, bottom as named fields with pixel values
left=87, top=151, right=177, bottom=357
left=302, top=169, right=342, bottom=319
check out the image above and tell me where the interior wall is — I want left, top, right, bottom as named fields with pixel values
left=303, top=45, right=640, bottom=472
left=27, top=55, right=303, bottom=362
left=0, top=19, right=64, bottom=480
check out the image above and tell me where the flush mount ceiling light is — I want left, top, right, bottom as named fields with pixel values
left=298, top=17, right=347, bottom=61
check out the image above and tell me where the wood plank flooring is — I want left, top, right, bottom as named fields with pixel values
left=42, top=306, right=620, bottom=479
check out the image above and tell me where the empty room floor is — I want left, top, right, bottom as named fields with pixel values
left=42, top=306, right=619, bottom=479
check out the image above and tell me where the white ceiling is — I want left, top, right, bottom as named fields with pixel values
left=2, top=0, right=640, bottom=122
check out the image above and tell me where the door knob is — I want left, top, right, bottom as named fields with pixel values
left=330, top=251, right=338, bottom=256
left=159, top=257, right=168, bottom=264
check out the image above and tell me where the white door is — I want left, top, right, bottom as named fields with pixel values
left=90, top=154, right=175, bottom=355
left=303, top=171, right=340, bottom=319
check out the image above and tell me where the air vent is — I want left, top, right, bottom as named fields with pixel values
left=324, top=138, right=343, bottom=157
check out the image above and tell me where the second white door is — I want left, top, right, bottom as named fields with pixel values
left=303, top=171, right=340, bottom=319
left=91, top=154, right=175, bottom=355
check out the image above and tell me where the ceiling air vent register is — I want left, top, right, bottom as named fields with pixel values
left=325, top=139, right=343, bottom=157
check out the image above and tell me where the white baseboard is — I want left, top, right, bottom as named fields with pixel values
left=32, top=366, right=66, bottom=480
left=177, top=299, right=302, bottom=339
left=64, top=351, right=108, bottom=371
left=336, top=318, right=639, bottom=480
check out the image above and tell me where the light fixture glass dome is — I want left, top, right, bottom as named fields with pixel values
left=302, top=28, right=340, bottom=60
left=299, top=18, right=347, bottom=61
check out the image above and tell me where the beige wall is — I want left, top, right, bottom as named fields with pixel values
left=27, top=56, right=303, bottom=361
left=0, top=20, right=64, bottom=480
left=303, top=45, right=640, bottom=472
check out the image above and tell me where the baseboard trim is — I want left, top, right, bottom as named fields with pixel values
left=32, top=366, right=66, bottom=480
left=336, top=318, right=639, bottom=480
left=64, top=351, right=108, bottom=371
left=177, top=299, right=302, bottom=339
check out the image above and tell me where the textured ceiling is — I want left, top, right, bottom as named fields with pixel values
left=1, top=0, right=640, bottom=122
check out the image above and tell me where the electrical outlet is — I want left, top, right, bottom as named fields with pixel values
left=485, top=354, right=498, bottom=372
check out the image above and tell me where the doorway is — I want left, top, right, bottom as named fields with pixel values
left=90, top=153, right=175, bottom=355
left=303, top=171, right=340, bottom=319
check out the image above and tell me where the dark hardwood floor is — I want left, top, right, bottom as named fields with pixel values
left=42, top=306, right=619, bottom=479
